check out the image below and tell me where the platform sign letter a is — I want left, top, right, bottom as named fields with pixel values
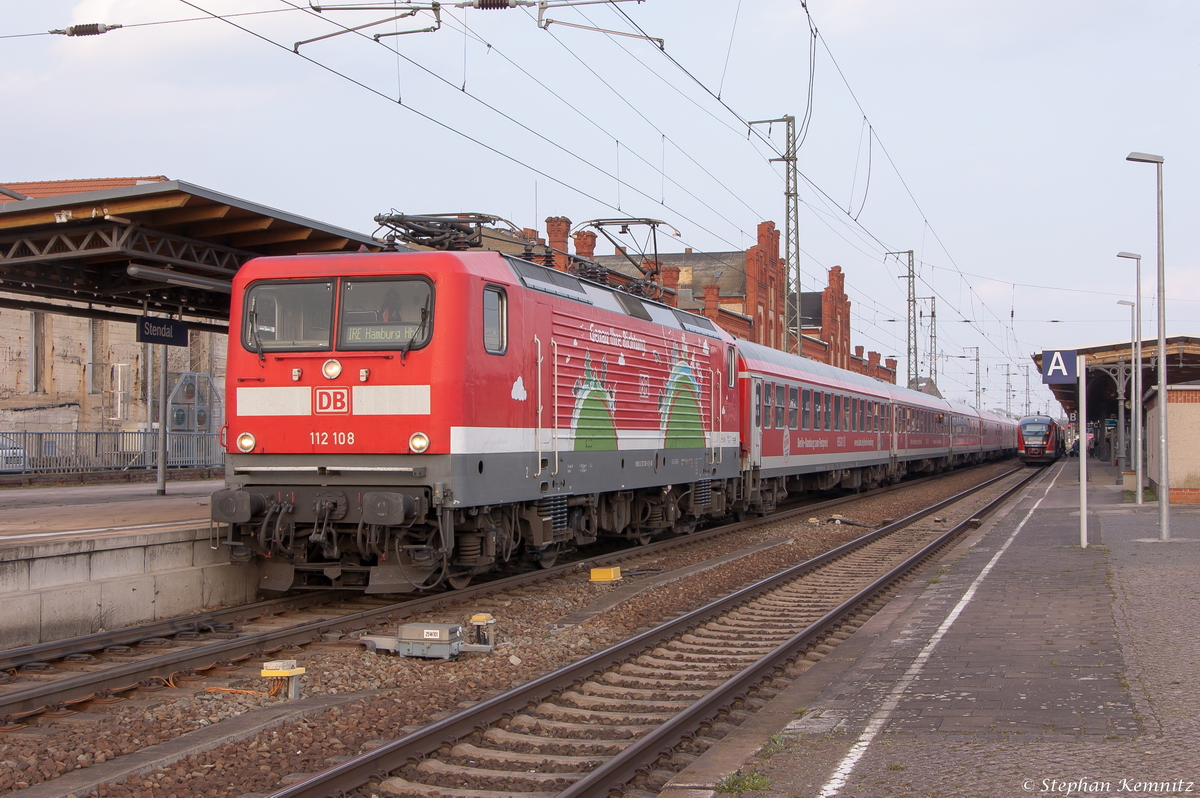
left=1042, top=350, right=1077, bottom=384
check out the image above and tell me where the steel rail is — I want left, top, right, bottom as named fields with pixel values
left=265, top=465, right=1037, bottom=798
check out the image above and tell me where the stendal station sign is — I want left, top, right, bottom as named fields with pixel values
left=137, top=316, right=189, bottom=347
left=1041, top=349, right=1078, bottom=384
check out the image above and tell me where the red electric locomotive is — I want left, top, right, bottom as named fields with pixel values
left=212, top=250, right=741, bottom=592
left=211, top=250, right=1017, bottom=592
left=1016, top=414, right=1065, bottom=464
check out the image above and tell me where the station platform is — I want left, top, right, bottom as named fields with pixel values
left=662, top=459, right=1200, bottom=797
left=0, top=478, right=219, bottom=544
left=0, top=479, right=258, bottom=648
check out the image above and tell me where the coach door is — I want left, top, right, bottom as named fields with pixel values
left=750, top=377, right=764, bottom=468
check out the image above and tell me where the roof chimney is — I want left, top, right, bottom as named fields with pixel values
left=544, top=216, right=571, bottom=271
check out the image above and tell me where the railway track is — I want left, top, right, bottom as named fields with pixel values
left=267, top=464, right=1042, bottom=798
left=0, top=462, right=1011, bottom=725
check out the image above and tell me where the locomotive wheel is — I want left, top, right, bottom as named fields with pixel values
left=446, top=572, right=473, bottom=590
left=635, top=532, right=653, bottom=546
left=536, top=548, right=559, bottom=568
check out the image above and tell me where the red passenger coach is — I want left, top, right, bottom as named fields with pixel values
left=735, top=341, right=1017, bottom=500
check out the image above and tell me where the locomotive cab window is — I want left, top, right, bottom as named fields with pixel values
left=483, top=286, right=507, bottom=354
left=243, top=281, right=333, bottom=353
left=339, top=278, right=433, bottom=351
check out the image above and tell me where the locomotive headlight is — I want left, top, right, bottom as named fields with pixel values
left=322, top=359, right=343, bottom=379
left=236, top=432, right=257, bottom=453
left=408, top=432, right=430, bottom=453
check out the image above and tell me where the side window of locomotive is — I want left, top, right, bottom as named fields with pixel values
left=775, top=384, right=786, bottom=429
left=339, top=278, right=433, bottom=351
left=482, top=286, right=507, bottom=355
left=243, top=281, right=333, bottom=352
left=788, top=387, right=798, bottom=430
left=727, top=346, right=736, bottom=388
left=801, top=389, right=811, bottom=430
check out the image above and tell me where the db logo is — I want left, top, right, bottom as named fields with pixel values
left=315, top=387, right=350, bottom=414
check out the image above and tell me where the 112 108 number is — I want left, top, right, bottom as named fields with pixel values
left=310, top=432, right=355, bottom=445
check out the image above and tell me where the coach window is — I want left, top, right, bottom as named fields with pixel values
left=859, top=400, right=866, bottom=431
left=851, top=397, right=858, bottom=432
left=483, top=286, right=507, bottom=354
left=754, top=381, right=762, bottom=428
left=844, top=396, right=851, bottom=432
left=802, top=389, right=811, bottom=430
left=824, top=392, right=832, bottom=430
left=775, top=384, right=787, bottom=429
left=833, top=394, right=841, bottom=431
left=338, top=278, right=432, bottom=352
left=789, top=386, right=799, bottom=430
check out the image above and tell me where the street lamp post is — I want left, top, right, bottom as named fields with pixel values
left=1117, top=299, right=1135, bottom=477
left=1117, top=252, right=1143, bottom=505
left=1126, top=152, right=1168, bottom=539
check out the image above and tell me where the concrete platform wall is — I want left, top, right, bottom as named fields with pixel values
left=0, top=528, right=259, bottom=648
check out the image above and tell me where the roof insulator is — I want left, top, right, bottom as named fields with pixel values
left=471, top=1, right=518, bottom=9
left=49, top=23, right=123, bottom=37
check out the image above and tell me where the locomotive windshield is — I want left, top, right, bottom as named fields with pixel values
left=243, top=281, right=333, bottom=352
left=338, top=278, right=433, bottom=351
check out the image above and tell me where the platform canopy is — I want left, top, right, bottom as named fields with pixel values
left=1033, top=335, right=1200, bottom=417
left=0, top=179, right=384, bottom=333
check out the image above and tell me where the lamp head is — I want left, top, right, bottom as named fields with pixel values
left=1126, top=152, right=1164, bottom=164
left=1116, top=251, right=1141, bottom=261
left=1117, top=300, right=1135, bottom=307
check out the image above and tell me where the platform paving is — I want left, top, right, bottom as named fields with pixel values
left=0, top=478, right=218, bottom=542
left=661, top=459, right=1200, bottom=798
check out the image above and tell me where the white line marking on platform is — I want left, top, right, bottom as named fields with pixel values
left=816, top=464, right=1064, bottom=797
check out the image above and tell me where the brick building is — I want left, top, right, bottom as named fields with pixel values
left=559, top=219, right=896, bottom=384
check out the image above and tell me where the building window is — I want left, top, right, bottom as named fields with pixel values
left=29, top=312, right=45, bottom=393
left=89, top=319, right=104, bottom=395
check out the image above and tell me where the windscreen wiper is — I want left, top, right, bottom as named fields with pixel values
left=248, top=306, right=266, bottom=363
left=400, top=297, right=430, bottom=362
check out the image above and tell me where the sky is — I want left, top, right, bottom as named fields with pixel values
left=3, top=0, right=1197, bottom=415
